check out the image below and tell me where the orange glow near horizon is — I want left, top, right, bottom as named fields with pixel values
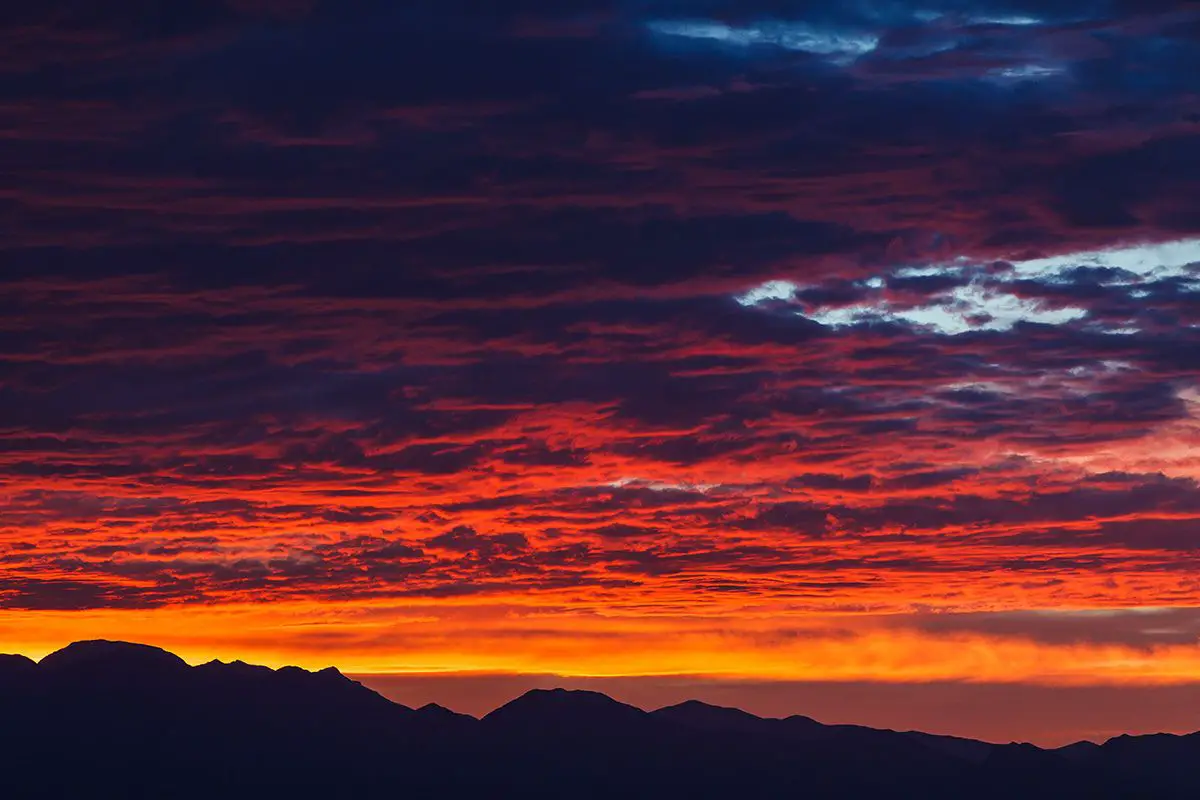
left=6, top=407, right=1200, bottom=692
left=6, top=601, right=1200, bottom=688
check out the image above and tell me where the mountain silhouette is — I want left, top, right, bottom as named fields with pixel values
left=484, top=687, right=650, bottom=732
left=0, top=640, right=1197, bottom=798
left=39, top=639, right=187, bottom=672
left=0, top=652, right=35, bottom=677
left=653, top=698, right=774, bottom=733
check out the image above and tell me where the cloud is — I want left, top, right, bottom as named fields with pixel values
left=648, top=20, right=880, bottom=61
left=2, top=0, right=1200, bottom=696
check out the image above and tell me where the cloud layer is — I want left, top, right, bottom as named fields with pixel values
left=3, top=0, right=1200, bottom=707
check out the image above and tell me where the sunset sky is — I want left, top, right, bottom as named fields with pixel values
left=4, top=0, right=1200, bottom=746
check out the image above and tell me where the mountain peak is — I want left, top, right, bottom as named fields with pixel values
left=277, top=664, right=360, bottom=689
left=416, top=702, right=478, bottom=732
left=38, top=640, right=188, bottom=675
left=653, top=699, right=767, bottom=732
left=484, top=688, right=648, bottom=731
left=0, top=653, right=36, bottom=667
left=0, top=653, right=37, bottom=681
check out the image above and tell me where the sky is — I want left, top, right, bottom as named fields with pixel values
left=3, top=0, right=1200, bottom=746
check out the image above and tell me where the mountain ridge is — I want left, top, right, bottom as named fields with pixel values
left=0, top=641, right=1066, bottom=745
left=2, top=640, right=1197, bottom=799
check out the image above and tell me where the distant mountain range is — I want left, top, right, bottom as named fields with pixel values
left=2, top=640, right=1198, bottom=798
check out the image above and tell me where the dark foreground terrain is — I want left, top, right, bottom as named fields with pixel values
left=2, top=640, right=1198, bottom=798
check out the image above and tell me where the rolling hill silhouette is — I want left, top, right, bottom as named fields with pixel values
left=1, top=640, right=1197, bottom=798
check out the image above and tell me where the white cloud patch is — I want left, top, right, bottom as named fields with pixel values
left=803, top=282, right=1087, bottom=334
left=968, top=14, right=1044, bottom=26
left=1011, top=238, right=1200, bottom=280
left=906, top=10, right=1043, bottom=26
left=605, top=477, right=723, bottom=493
left=989, top=64, right=1065, bottom=81
left=734, top=279, right=798, bottom=306
left=648, top=20, right=879, bottom=62
left=735, top=238, right=1200, bottom=336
